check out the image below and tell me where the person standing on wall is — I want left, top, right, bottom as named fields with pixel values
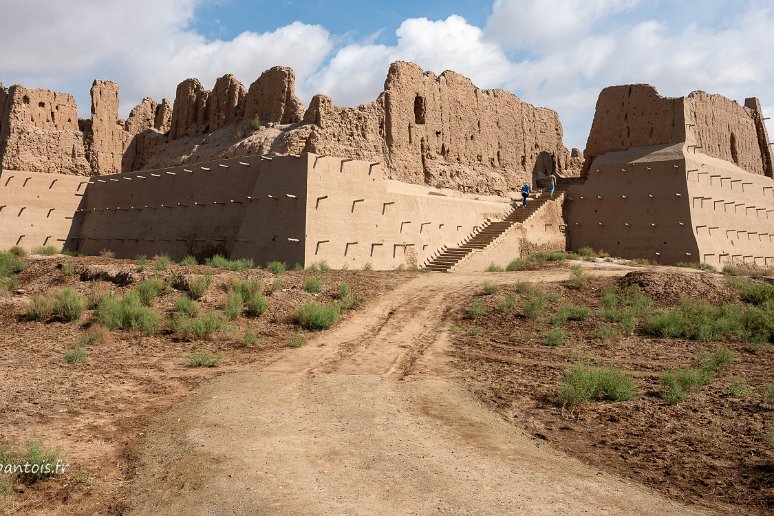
left=548, top=172, right=557, bottom=197
left=520, top=182, right=530, bottom=208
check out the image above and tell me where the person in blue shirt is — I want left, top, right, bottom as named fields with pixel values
left=520, top=183, right=530, bottom=208
left=548, top=172, right=557, bottom=197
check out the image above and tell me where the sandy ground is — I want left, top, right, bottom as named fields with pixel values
left=127, top=268, right=698, bottom=515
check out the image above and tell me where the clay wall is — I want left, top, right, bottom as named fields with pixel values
left=304, top=154, right=511, bottom=269
left=70, top=155, right=307, bottom=264
left=0, top=170, right=88, bottom=250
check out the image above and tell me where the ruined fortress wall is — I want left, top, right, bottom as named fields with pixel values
left=566, top=144, right=701, bottom=264
left=0, top=170, right=87, bottom=250
left=302, top=62, right=568, bottom=195
left=304, top=154, right=511, bottom=269
left=71, top=155, right=307, bottom=263
left=684, top=153, right=774, bottom=266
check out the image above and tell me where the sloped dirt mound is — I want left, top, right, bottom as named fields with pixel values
left=617, top=271, right=739, bottom=305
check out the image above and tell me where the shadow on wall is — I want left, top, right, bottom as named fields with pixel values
left=532, top=151, right=557, bottom=188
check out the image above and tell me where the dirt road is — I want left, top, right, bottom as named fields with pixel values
left=128, top=269, right=700, bottom=515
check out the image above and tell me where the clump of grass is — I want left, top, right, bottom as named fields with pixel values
left=722, top=264, right=758, bottom=277
left=61, top=261, right=76, bottom=276
left=28, top=294, right=51, bottom=321
left=765, top=382, right=774, bottom=406
left=728, top=278, right=774, bottom=306
left=506, top=252, right=547, bottom=271
left=170, top=310, right=225, bottom=341
left=468, top=326, right=481, bottom=336
left=95, top=293, right=161, bottom=335
left=51, top=288, right=85, bottom=322
left=8, top=246, right=26, bottom=257
left=544, top=328, right=565, bottom=347
left=188, top=350, right=222, bottom=368
left=362, top=262, right=373, bottom=271
left=482, top=282, right=499, bottom=295
left=766, top=424, right=774, bottom=449
left=591, top=324, right=619, bottom=342
left=99, top=249, right=115, bottom=258
left=32, top=245, right=59, bottom=256
left=180, top=255, right=198, bottom=266
left=64, top=345, right=86, bottom=364
left=307, top=261, right=331, bottom=272
left=135, top=255, right=148, bottom=272
left=497, top=293, right=518, bottom=311
left=187, top=274, right=212, bottom=300
left=224, top=290, right=244, bottom=320
left=77, top=326, right=108, bottom=346
left=576, top=246, right=598, bottom=259
left=335, top=282, right=363, bottom=310
left=554, top=303, right=589, bottom=325
left=205, top=254, right=254, bottom=271
left=297, top=303, right=340, bottom=330
left=174, top=296, right=199, bottom=317
left=288, top=334, right=306, bottom=348
left=676, top=261, right=717, bottom=272
left=153, top=255, right=172, bottom=271
left=660, top=348, right=734, bottom=404
left=468, top=300, right=486, bottom=319
left=523, top=290, right=547, bottom=320
left=556, top=364, right=637, bottom=406
left=568, top=265, right=586, bottom=289
left=304, top=276, right=324, bottom=293
left=242, top=328, right=259, bottom=347
left=0, top=251, right=25, bottom=277
left=486, top=263, right=504, bottom=272
left=547, top=251, right=572, bottom=261
left=726, top=376, right=753, bottom=398
left=135, top=278, right=165, bottom=306
left=14, top=440, right=66, bottom=482
left=226, top=280, right=268, bottom=317
left=266, top=261, right=286, bottom=274
left=448, top=324, right=461, bottom=334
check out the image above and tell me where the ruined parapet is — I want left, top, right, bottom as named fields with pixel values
left=209, top=74, right=246, bottom=131
left=169, top=78, right=210, bottom=139
left=0, top=85, right=91, bottom=175
left=243, top=66, right=305, bottom=124
left=154, top=99, right=172, bottom=133
left=88, top=80, right=126, bottom=175
left=744, top=97, right=774, bottom=179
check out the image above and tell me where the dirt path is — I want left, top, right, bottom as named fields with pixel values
left=127, top=268, right=701, bottom=515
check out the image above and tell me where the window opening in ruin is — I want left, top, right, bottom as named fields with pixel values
left=22, top=96, right=30, bottom=105
left=414, top=96, right=426, bottom=125
left=730, top=132, right=739, bottom=165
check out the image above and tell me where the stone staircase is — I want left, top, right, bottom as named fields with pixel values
left=424, top=178, right=579, bottom=272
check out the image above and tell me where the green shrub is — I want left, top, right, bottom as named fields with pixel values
left=135, top=255, right=148, bottom=272
left=205, top=254, right=254, bottom=271
left=304, top=276, right=324, bottom=293
left=362, top=262, right=373, bottom=271
left=547, top=251, right=570, bottom=261
left=51, top=288, right=85, bottom=322
left=482, top=282, right=499, bottom=295
left=64, top=345, right=86, bottom=364
left=77, top=326, right=108, bottom=346
left=251, top=117, right=261, bottom=130
left=544, top=328, right=565, bottom=347
left=307, top=261, right=331, bottom=272
left=32, top=245, right=59, bottom=256
left=722, top=264, right=756, bottom=277
left=726, top=376, right=753, bottom=398
left=288, top=334, right=306, bottom=348
left=0, top=275, right=19, bottom=296
left=576, top=246, right=597, bottom=259
left=676, top=261, right=716, bottom=272
left=297, top=303, right=340, bottom=330
left=8, top=246, right=26, bottom=257
left=0, top=251, right=25, bottom=277
left=523, top=291, right=546, bottom=320
left=229, top=280, right=268, bottom=317
left=135, top=278, right=165, bottom=306
left=766, top=424, right=774, bottom=449
left=337, top=282, right=352, bottom=300
left=174, top=296, right=199, bottom=317
left=187, top=274, right=212, bottom=300
left=486, top=263, right=504, bottom=272
left=592, top=324, right=619, bottom=342
left=224, top=290, right=244, bottom=320
left=266, top=261, right=286, bottom=274
left=96, top=293, right=160, bottom=335
left=14, top=440, right=65, bottom=482
left=171, top=310, right=224, bottom=341
left=765, top=382, right=774, bottom=405
left=729, top=278, right=774, bottom=306
left=556, top=364, right=637, bottom=406
left=506, top=253, right=547, bottom=271
left=28, top=295, right=51, bottom=321
left=660, top=348, right=734, bottom=404
left=242, top=328, right=259, bottom=347
left=496, top=293, right=518, bottom=311
left=568, top=265, right=586, bottom=289
left=554, top=303, right=589, bottom=325
left=468, top=300, right=486, bottom=319
left=188, top=350, right=222, bottom=368
left=61, top=249, right=84, bottom=257
left=180, top=255, right=198, bottom=266
left=153, top=255, right=172, bottom=271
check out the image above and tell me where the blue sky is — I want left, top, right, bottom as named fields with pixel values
left=0, top=0, right=772, bottom=149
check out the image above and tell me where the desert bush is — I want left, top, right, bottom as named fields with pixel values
left=77, top=326, right=108, bottom=346
left=568, top=265, right=586, bottom=289
left=554, top=303, right=589, bottom=325
left=180, top=255, right=198, bottom=266
left=99, top=249, right=115, bottom=258
left=556, top=364, right=637, bottom=406
left=288, top=334, right=306, bottom=348
left=135, top=278, right=165, bottom=306
left=174, top=296, right=199, bottom=317
left=337, top=282, right=352, bottom=300
left=722, top=264, right=757, bottom=277
left=307, top=261, right=331, bottom=272
left=304, top=276, right=324, bottom=293
left=497, top=293, right=518, bottom=311
left=660, top=348, right=734, bottom=404
left=188, top=350, right=222, bottom=368
left=96, top=293, right=160, bottom=335
left=153, top=255, right=172, bottom=271
left=468, top=326, right=481, bottom=336
left=64, top=345, right=86, bottom=364
left=28, top=295, right=51, bottom=321
left=576, top=246, right=597, bottom=259
left=187, top=274, right=212, bottom=300
left=766, top=424, right=774, bottom=449
left=726, top=376, right=753, bottom=398
left=523, top=291, right=547, bottom=320
left=51, top=288, right=85, bottom=322
left=266, top=261, right=287, bottom=274
left=32, top=245, right=58, bottom=256
left=205, top=254, right=254, bottom=271
left=468, top=300, right=487, bottom=319
left=547, top=251, right=572, bottom=261
left=676, top=261, right=716, bottom=272
left=297, top=302, right=340, bottom=330
left=228, top=280, right=268, bottom=317
left=544, top=328, right=566, bottom=347
left=60, top=261, right=76, bottom=277
left=0, top=251, right=24, bottom=277
left=361, top=262, right=373, bottom=271
left=591, top=324, right=619, bottom=342
left=506, top=253, right=547, bottom=271
left=728, top=278, right=774, bottom=306
left=486, top=263, right=504, bottom=272
left=242, top=328, right=259, bottom=347
left=0, top=275, right=19, bottom=296
left=171, top=310, right=224, bottom=341
left=482, top=282, right=499, bottom=295
left=8, top=246, right=26, bottom=257
left=14, top=440, right=65, bottom=483
left=224, top=290, right=244, bottom=320
left=135, top=255, right=148, bottom=272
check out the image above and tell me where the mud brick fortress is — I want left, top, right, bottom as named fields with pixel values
left=0, top=62, right=771, bottom=269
